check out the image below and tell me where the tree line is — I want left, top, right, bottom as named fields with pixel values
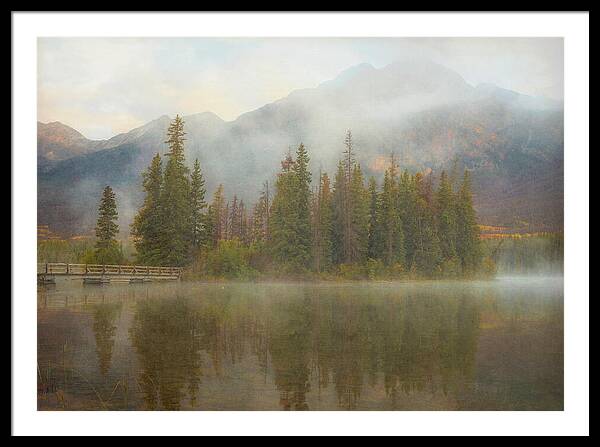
left=94, top=116, right=489, bottom=278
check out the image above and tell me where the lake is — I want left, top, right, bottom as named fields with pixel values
left=37, top=277, right=563, bottom=411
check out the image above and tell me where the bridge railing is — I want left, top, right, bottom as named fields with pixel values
left=37, top=263, right=183, bottom=277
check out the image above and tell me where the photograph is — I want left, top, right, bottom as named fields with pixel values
left=12, top=11, right=589, bottom=436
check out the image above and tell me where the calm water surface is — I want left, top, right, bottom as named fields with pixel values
left=37, top=277, right=563, bottom=410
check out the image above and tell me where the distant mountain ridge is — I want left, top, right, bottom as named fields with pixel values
left=38, top=59, right=564, bottom=236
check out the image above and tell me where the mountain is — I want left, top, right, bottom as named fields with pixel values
left=38, top=59, right=564, bottom=236
left=37, top=121, right=102, bottom=166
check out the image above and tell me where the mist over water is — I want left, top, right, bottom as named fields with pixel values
left=38, top=277, right=563, bottom=410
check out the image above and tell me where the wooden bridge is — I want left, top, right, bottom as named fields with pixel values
left=37, top=263, right=183, bottom=284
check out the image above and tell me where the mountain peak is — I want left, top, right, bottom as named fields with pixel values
left=318, top=62, right=376, bottom=89
left=184, top=111, right=225, bottom=122
left=37, top=121, right=95, bottom=161
left=38, top=120, right=86, bottom=137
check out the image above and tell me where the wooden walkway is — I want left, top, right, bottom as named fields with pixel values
left=37, top=263, right=183, bottom=284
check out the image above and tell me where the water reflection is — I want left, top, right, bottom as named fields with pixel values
left=92, top=301, right=122, bottom=377
left=37, top=279, right=564, bottom=411
left=129, top=298, right=203, bottom=410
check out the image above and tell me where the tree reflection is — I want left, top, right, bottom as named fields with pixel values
left=268, top=294, right=312, bottom=410
left=129, top=298, right=202, bottom=410
left=127, top=285, right=481, bottom=410
left=92, top=301, right=122, bottom=377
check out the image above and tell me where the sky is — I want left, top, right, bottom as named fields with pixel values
left=38, top=37, right=563, bottom=140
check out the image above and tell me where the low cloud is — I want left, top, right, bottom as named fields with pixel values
left=38, top=37, right=563, bottom=140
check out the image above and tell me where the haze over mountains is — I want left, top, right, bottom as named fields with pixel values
left=38, top=59, right=564, bottom=237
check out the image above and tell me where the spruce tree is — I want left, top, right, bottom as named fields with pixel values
left=270, top=153, right=299, bottom=270
left=331, top=130, right=369, bottom=264
left=399, top=169, right=419, bottom=269
left=239, top=200, right=249, bottom=244
left=270, top=144, right=312, bottom=271
left=312, top=172, right=333, bottom=272
left=252, top=181, right=270, bottom=244
left=160, top=115, right=191, bottom=266
left=436, top=170, right=459, bottom=262
left=189, top=158, right=207, bottom=251
left=292, top=143, right=313, bottom=268
left=377, top=161, right=405, bottom=266
left=367, top=176, right=379, bottom=260
left=131, top=154, right=163, bottom=265
left=331, top=161, right=347, bottom=265
left=350, top=163, right=370, bottom=264
left=413, top=172, right=442, bottom=275
left=342, top=130, right=355, bottom=262
left=207, top=184, right=226, bottom=247
left=456, top=170, right=482, bottom=274
left=230, top=195, right=240, bottom=239
left=94, top=185, right=122, bottom=264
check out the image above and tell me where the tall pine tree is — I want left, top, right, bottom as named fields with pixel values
left=456, top=170, right=482, bottom=274
left=436, top=170, right=458, bottom=262
left=94, top=185, right=122, bottom=264
left=413, top=172, right=442, bottom=275
left=189, top=158, right=207, bottom=251
left=377, top=160, right=405, bottom=266
left=331, top=161, right=347, bottom=265
left=331, top=130, right=369, bottom=264
left=349, top=163, right=370, bottom=264
left=399, top=169, right=418, bottom=269
left=160, top=115, right=192, bottom=266
left=312, top=171, right=333, bottom=272
left=252, top=181, right=270, bottom=244
left=367, top=176, right=379, bottom=260
left=207, top=184, right=226, bottom=247
left=131, top=154, right=163, bottom=265
left=292, top=143, right=313, bottom=268
left=270, top=145, right=313, bottom=271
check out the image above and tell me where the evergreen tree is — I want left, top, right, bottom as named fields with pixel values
left=223, top=202, right=230, bottom=240
left=413, top=172, right=442, bottom=275
left=377, top=161, right=405, bottom=266
left=239, top=200, right=249, bottom=244
left=292, top=143, right=313, bottom=267
left=189, top=158, right=207, bottom=251
left=270, top=144, right=312, bottom=271
left=456, top=170, right=482, bottom=274
left=312, top=171, right=333, bottom=272
left=436, top=171, right=459, bottom=262
left=342, top=130, right=355, bottom=262
left=367, top=177, right=379, bottom=260
left=207, top=184, right=226, bottom=247
left=230, top=195, right=240, bottom=239
left=331, top=161, right=347, bottom=265
left=94, top=185, right=122, bottom=264
left=252, top=181, right=270, bottom=243
left=331, top=130, right=368, bottom=264
left=160, top=115, right=191, bottom=266
left=131, top=154, right=163, bottom=265
left=270, top=153, right=298, bottom=269
left=350, top=164, right=370, bottom=264
left=399, top=169, right=418, bottom=269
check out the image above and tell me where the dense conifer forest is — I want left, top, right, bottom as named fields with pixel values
left=126, top=116, right=487, bottom=279
left=38, top=116, right=563, bottom=280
